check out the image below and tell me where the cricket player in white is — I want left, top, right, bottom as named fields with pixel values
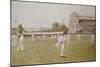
left=56, top=34, right=66, bottom=57
left=17, top=33, right=24, bottom=51
left=77, top=34, right=80, bottom=40
left=91, top=34, right=95, bottom=43
left=42, top=34, right=46, bottom=40
left=32, top=33, right=35, bottom=41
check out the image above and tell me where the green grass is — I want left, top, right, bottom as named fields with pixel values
left=11, top=35, right=96, bottom=66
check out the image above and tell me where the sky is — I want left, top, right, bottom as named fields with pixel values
left=11, top=1, right=95, bottom=28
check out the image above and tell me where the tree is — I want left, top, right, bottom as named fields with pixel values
left=17, top=24, right=24, bottom=34
left=51, top=22, right=68, bottom=33
left=60, top=24, right=68, bottom=33
left=51, top=22, right=60, bottom=32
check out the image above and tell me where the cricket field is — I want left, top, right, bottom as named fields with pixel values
left=11, top=34, right=96, bottom=66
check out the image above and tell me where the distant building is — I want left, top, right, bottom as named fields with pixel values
left=68, top=11, right=96, bottom=34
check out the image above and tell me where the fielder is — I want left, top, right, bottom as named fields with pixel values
left=42, top=34, right=46, bottom=40
left=32, top=33, right=35, bottom=41
left=56, top=34, right=66, bottom=57
left=77, top=34, right=80, bottom=40
left=91, top=34, right=95, bottom=43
